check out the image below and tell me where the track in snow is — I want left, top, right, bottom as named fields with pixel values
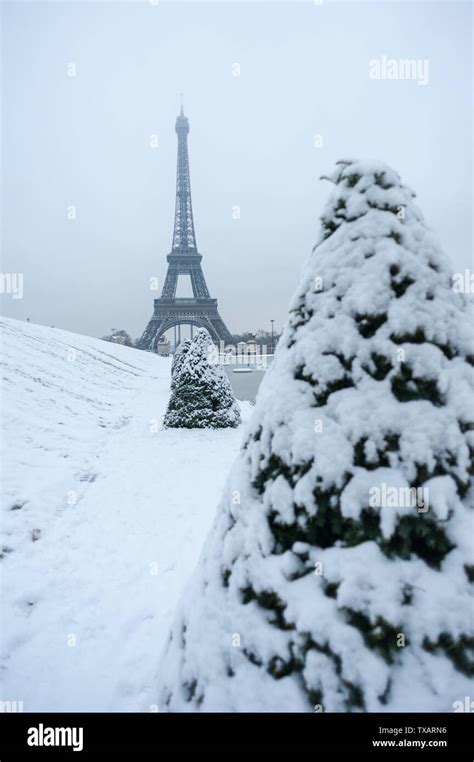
left=0, top=317, right=250, bottom=711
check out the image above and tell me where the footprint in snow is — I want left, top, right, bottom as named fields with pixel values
left=79, top=473, right=98, bottom=483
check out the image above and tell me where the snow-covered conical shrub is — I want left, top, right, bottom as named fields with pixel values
left=158, top=160, right=473, bottom=712
left=170, top=338, right=192, bottom=390
left=164, top=328, right=241, bottom=429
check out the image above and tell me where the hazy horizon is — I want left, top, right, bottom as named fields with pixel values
left=2, top=0, right=472, bottom=341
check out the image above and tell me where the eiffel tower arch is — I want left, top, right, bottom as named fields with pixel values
left=137, top=106, right=233, bottom=350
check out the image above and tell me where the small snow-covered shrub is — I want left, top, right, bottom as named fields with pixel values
left=164, top=328, right=241, bottom=429
left=158, top=160, right=474, bottom=712
left=170, top=339, right=192, bottom=390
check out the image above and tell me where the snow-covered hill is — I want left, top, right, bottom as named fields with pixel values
left=0, top=317, right=250, bottom=711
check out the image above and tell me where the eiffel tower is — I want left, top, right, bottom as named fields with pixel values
left=137, top=105, right=233, bottom=350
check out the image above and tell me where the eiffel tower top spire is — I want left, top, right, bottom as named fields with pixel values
left=172, top=103, right=197, bottom=253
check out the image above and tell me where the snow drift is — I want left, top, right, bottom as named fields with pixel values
left=0, top=317, right=248, bottom=710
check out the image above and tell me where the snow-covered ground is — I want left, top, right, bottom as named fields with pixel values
left=0, top=317, right=251, bottom=711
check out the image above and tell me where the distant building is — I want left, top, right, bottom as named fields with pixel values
left=156, top=336, right=171, bottom=356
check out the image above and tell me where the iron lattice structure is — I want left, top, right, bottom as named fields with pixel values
left=138, top=107, right=233, bottom=350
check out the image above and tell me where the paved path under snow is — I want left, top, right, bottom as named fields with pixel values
left=0, top=318, right=248, bottom=711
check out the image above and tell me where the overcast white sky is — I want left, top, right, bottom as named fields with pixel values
left=2, top=0, right=472, bottom=340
